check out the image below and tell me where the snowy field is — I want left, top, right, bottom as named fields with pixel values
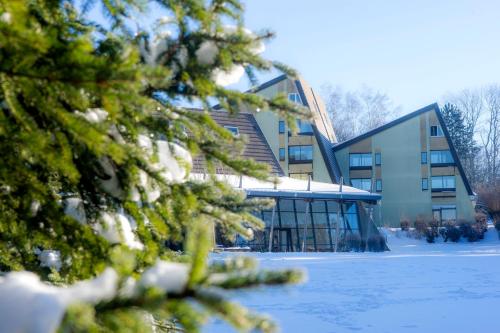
left=205, top=227, right=500, bottom=333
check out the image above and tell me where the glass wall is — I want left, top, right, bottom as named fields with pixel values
left=245, top=198, right=362, bottom=252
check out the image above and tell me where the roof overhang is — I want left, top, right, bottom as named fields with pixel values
left=190, top=174, right=381, bottom=202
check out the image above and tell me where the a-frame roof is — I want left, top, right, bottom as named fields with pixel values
left=190, top=109, right=284, bottom=176
left=214, top=74, right=341, bottom=183
left=332, top=103, right=474, bottom=195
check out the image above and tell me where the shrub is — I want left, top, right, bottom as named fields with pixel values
left=425, top=229, right=436, bottom=243
left=367, top=234, right=386, bottom=252
left=477, top=184, right=500, bottom=224
left=344, top=233, right=362, bottom=252
left=414, top=217, right=428, bottom=239
left=457, top=221, right=486, bottom=242
left=400, top=219, right=410, bottom=231
left=443, top=224, right=461, bottom=242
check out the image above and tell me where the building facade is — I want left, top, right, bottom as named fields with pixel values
left=215, top=75, right=341, bottom=183
left=191, top=96, right=385, bottom=252
left=202, top=75, right=476, bottom=237
left=332, top=104, right=476, bottom=227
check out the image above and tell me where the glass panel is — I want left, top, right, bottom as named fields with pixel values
left=351, top=178, right=372, bottom=191
left=327, top=201, right=339, bottom=213
left=422, top=178, right=428, bottom=190
left=344, top=203, right=359, bottom=230
left=350, top=154, right=361, bottom=166
left=349, top=153, right=372, bottom=167
left=296, top=119, right=313, bottom=134
left=279, top=212, right=296, bottom=227
left=290, top=228, right=300, bottom=250
left=279, top=120, right=285, bottom=134
left=433, top=210, right=441, bottom=222
left=262, top=211, right=277, bottom=226
left=375, top=153, right=381, bottom=165
left=421, top=152, right=427, bottom=164
left=311, top=201, right=326, bottom=212
left=442, top=208, right=456, bottom=222
left=288, top=145, right=313, bottom=162
left=305, top=228, right=315, bottom=249
left=279, top=199, right=294, bottom=211
left=443, top=176, right=455, bottom=189
left=431, top=176, right=455, bottom=189
left=376, top=179, right=382, bottom=191
left=362, top=154, right=372, bottom=166
left=431, top=150, right=454, bottom=164
left=312, top=213, right=327, bottom=228
left=288, top=93, right=302, bottom=104
left=279, top=148, right=285, bottom=160
left=224, top=126, right=239, bottom=136
left=431, top=176, right=443, bottom=188
left=294, top=200, right=307, bottom=213
left=288, top=146, right=300, bottom=161
left=296, top=212, right=308, bottom=225
left=315, top=228, right=331, bottom=250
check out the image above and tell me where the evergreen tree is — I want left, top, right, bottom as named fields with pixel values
left=441, top=103, right=479, bottom=186
left=0, top=1, right=306, bottom=331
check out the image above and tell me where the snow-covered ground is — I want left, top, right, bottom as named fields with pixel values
left=205, top=227, right=500, bottom=333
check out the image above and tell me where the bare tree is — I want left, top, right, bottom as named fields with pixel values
left=444, top=89, right=483, bottom=186
left=321, top=85, right=401, bottom=142
left=453, top=88, right=484, bottom=134
left=482, top=85, right=500, bottom=186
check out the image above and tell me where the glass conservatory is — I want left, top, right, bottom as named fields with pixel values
left=192, top=174, right=386, bottom=252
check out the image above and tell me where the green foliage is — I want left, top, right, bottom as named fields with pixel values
left=0, top=0, right=306, bottom=331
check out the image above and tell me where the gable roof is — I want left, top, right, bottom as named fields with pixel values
left=191, top=109, right=284, bottom=176
left=293, top=78, right=341, bottom=183
left=332, top=103, right=474, bottom=195
left=332, top=103, right=439, bottom=151
left=211, top=74, right=342, bottom=183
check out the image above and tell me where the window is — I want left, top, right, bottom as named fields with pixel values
left=375, top=179, right=382, bottom=192
left=433, top=205, right=457, bottom=223
left=288, top=93, right=302, bottom=104
left=421, top=152, right=427, bottom=164
left=430, top=150, right=454, bottom=165
left=421, top=178, right=428, bottom=191
left=375, top=153, right=381, bottom=166
left=224, top=126, right=239, bottom=137
left=279, top=120, right=285, bottom=134
left=296, top=119, right=313, bottom=134
left=442, top=208, right=457, bottom=221
left=288, top=145, right=313, bottom=162
left=289, top=173, right=311, bottom=180
left=431, top=175, right=456, bottom=191
left=350, top=178, right=372, bottom=191
left=279, top=148, right=286, bottom=161
left=430, top=125, right=444, bottom=137
left=349, top=153, right=372, bottom=169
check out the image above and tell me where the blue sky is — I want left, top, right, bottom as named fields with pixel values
left=88, top=1, right=500, bottom=113
left=239, top=0, right=500, bottom=112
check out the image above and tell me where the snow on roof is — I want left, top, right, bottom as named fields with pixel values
left=190, top=174, right=381, bottom=201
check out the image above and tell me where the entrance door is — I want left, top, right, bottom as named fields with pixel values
left=269, top=228, right=293, bottom=252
